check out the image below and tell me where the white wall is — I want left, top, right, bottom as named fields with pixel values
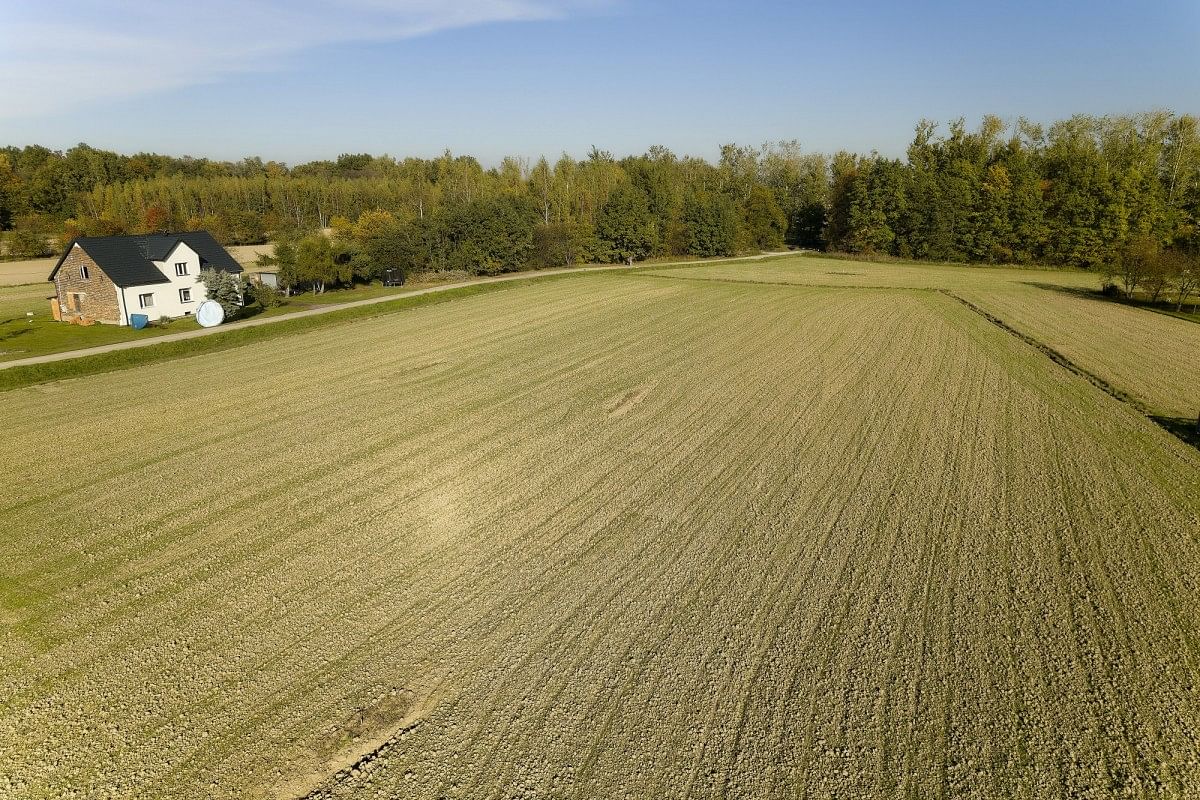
left=122, top=242, right=210, bottom=324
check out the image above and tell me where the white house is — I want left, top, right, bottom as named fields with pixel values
left=48, top=231, right=243, bottom=325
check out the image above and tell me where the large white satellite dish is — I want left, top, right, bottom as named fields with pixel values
left=196, top=300, right=225, bottom=328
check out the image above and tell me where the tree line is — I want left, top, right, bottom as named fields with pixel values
left=1, top=112, right=1197, bottom=278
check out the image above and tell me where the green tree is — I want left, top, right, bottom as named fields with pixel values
left=740, top=185, right=787, bottom=250
left=1042, top=116, right=1111, bottom=268
left=0, top=153, right=22, bottom=230
left=760, top=142, right=828, bottom=248
left=7, top=215, right=54, bottom=258
left=258, top=240, right=299, bottom=294
left=596, top=184, right=655, bottom=264
left=1107, top=235, right=1158, bottom=297
left=824, top=152, right=861, bottom=250
left=444, top=196, right=538, bottom=275
left=995, top=127, right=1049, bottom=263
left=1166, top=249, right=1199, bottom=311
left=844, top=158, right=907, bottom=254
left=532, top=222, right=596, bottom=267
left=295, top=234, right=335, bottom=293
left=198, top=268, right=245, bottom=319
left=681, top=192, right=738, bottom=257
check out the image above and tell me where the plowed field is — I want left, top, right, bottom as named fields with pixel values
left=2, top=269, right=1198, bottom=799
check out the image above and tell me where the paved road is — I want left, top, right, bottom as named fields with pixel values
left=0, top=252, right=791, bottom=371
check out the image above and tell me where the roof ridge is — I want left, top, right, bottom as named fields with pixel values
left=48, top=230, right=241, bottom=286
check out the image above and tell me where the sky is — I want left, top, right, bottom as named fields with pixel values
left=1, top=0, right=1198, bottom=166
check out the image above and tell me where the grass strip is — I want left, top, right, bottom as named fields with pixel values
left=631, top=253, right=795, bottom=274
left=0, top=273, right=580, bottom=393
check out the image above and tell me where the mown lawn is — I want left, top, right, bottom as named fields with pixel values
left=0, top=281, right=433, bottom=362
left=0, top=284, right=199, bottom=360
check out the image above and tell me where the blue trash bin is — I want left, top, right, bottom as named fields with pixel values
left=130, top=314, right=149, bottom=329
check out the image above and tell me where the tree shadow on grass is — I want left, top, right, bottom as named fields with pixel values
left=1151, top=416, right=1200, bottom=450
left=235, top=304, right=268, bottom=320
left=1020, top=281, right=1104, bottom=300
left=1021, top=282, right=1200, bottom=322
left=0, top=326, right=33, bottom=343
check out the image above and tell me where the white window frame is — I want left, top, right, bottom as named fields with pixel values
left=175, top=262, right=189, bottom=276
left=80, top=264, right=90, bottom=280
left=138, top=293, right=155, bottom=309
left=179, top=287, right=193, bottom=303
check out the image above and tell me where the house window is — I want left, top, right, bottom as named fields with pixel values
left=179, top=288, right=193, bottom=303
left=138, top=293, right=155, bottom=308
left=80, top=264, right=90, bottom=280
left=175, top=262, right=189, bottom=276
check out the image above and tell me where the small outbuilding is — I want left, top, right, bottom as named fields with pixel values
left=251, top=270, right=280, bottom=289
left=48, top=231, right=243, bottom=325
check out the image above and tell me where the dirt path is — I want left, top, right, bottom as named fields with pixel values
left=0, top=252, right=789, bottom=370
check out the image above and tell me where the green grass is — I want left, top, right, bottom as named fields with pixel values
left=0, top=281, right=442, bottom=363
left=0, top=273, right=583, bottom=392
left=241, top=279, right=458, bottom=322
left=0, top=255, right=784, bottom=364
left=0, top=281, right=213, bottom=360
left=0, top=257, right=845, bottom=364
left=640, top=252, right=1100, bottom=290
left=0, top=313, right=203, bottom=361
left=1119, top=297, right=1200, bottom=325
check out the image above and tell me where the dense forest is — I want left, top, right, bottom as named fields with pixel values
left=2, top=112, right=1198, bottom=278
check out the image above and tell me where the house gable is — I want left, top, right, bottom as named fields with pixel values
left=52, top=244, right=122, bottom=324
left=154, top=241, right=200, bottom=280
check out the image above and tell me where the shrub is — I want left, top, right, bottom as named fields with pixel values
left=7, top=228, right=53, bottom=259
left=248, top=280, right=284, bottom=309
left=199, top=269, right=246, bottom=319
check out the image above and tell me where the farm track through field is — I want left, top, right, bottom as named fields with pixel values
left=2, top=269, right=1199, bottom=798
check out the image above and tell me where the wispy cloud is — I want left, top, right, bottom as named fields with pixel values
left=0, top=0, right=602, bottom=119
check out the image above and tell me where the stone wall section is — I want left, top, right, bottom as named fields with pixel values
left=53, top=246, right=121, bottom=324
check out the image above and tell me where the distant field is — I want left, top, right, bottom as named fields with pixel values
left=2, top=267, right=1199, bottom=798
left=0, top=259, right=51, bottom=287
left=642, top=255, right=1100, bottom=290
left=647, top=255, right=1199, bottom=419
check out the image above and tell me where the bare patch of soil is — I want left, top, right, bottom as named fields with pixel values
left=607, top=382, right=656, bottom=418
left=271, top=679, right=445, bottom=800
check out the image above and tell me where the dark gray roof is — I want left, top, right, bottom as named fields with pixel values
left=48, top=231, right=243, bottom=287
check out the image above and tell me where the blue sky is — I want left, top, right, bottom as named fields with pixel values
left=2, top=0, right=1197, bottom=165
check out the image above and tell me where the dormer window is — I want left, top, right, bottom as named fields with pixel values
left=175, top=262, right=188, bottom=276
